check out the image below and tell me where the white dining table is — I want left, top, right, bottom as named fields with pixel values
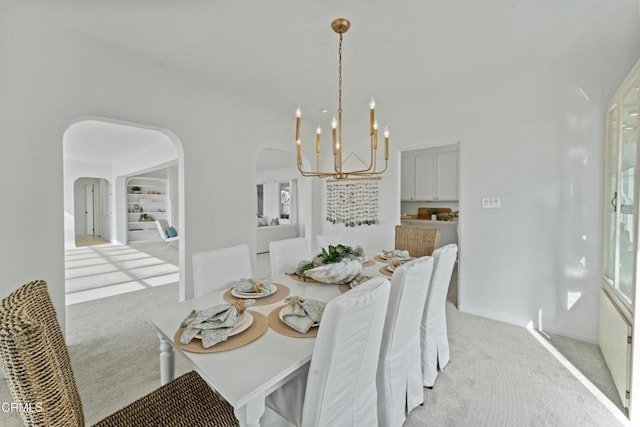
left=145, top=258, right=389, bottom=427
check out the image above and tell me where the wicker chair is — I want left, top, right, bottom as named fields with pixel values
left=395, top=225, right=441, bottom=257
left=0, top=280, right=238, bottom=427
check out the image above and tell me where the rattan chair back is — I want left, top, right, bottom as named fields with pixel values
left=395, top=225, right=440, bottom=257
left=0, top=280, right=84, bottom=426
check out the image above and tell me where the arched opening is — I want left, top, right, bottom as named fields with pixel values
left=63, top=117, right=186, bottom=303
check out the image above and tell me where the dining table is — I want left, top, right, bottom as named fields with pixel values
left=145, top=252, right=394, bottom=427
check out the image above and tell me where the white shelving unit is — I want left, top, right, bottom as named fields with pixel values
left=126, top=177, right=169, bottom=243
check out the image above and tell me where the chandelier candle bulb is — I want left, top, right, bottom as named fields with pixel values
left=369, top=98, right=376, bottom=135
left=373, top=121, right=378, bottom=149
left=295, top=107, right=301, bottom=142
left=384, top=126, right=389, bottom=160
left=316, top=127, right=321, bottom=154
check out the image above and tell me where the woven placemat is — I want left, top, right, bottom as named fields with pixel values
left=373, top=254, right=387, bottom=263
left=287, top=273, right=320, bottom=283
left=267, top=305, right=318, bottom=338
left=222, top=283, right=290, bottom=306
left=362, top=259, right=375, bottom=267
left=378, top=266, right=393, bottom=277
left=338, top=284, right=351, bottom=293
left=173, top=310, right=269, bottom=353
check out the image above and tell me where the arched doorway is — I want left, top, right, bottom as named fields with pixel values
left=63, top=117, right=186, bottom=302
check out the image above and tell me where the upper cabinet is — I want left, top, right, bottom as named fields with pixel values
left=401, top=144, right=459, bottom=201
left=400, top=156, right=416, bottom=201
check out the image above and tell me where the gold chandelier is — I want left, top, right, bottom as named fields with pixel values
left=295, top=18, right=389, bottom=181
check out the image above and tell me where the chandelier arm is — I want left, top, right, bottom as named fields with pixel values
left=297, top=163, right=337, bottom=178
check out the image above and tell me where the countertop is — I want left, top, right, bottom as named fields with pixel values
left=400, top=215, right=458, bottom=225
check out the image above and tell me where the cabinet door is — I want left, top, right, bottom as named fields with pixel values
left=436, top=151, right=459, bottom=200
left=401, top=156, right=416, bottom=201
left=415, top=154, right=437, bottom=200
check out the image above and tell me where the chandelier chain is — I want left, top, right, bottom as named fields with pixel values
left=338, top=33, right=343, bottom=115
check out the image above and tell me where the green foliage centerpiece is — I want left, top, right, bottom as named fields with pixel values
left=295, top=244, right=366, bottom=284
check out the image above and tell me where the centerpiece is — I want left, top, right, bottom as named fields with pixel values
left=295, top=244, right=366, bottom=284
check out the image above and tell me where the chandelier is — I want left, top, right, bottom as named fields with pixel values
left=295, top=18, right=389, bottom=181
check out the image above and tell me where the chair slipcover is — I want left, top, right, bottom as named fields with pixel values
left=377, top=256, right=434, bottom=427
left=421, top=243, right=458, bottom=387
left=315, top=234, right=346, bottom=252
left=266, top=277, right=391, bottom=427
left=192, top=244, right=253, bottom=297
left=269, top=237, right=310, bottom=277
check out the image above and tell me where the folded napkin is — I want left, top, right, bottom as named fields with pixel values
left=180, top=300, right=254, bottom=348
left=281, top=296, right=327, bottom=334
left=383, top=249, right=410, bottom=259
left=231, top=278, right=272, bottom=294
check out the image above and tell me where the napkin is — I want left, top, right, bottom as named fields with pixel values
left=281, top=296, right=327, bottom=334
left=383, top=249, right=410, bottom=259
left=180, top=300, right=255, bottom=348
left=232, top=278, right=272, bottom=294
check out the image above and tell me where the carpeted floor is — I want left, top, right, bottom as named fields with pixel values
left=0, top=244, right=630, bottom=426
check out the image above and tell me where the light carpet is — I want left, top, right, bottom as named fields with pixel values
left=0, top=280, right=629, bottom=426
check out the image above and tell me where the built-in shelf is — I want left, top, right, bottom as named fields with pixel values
left=126, top=177, right=169, bottom=243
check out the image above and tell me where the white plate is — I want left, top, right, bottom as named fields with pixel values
left=231, top=283, right=277, bottom=299
left=279, top=305, right=319, bottom=328
left=195, top=312, right=254, bottom=339
left=387, top=264, right=396, bottom=272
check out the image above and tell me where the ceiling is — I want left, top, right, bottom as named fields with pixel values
left=32, top=0, right=636, bottom=162
left=64, top=120, right=173, bottom=163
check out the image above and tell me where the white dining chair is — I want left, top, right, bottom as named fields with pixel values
left=315, top=233, right=345, bottom=252
left=266, top=277, right=391, bottom=427
left=421, top=243, right=458, bottom=387
left=269, top=237, right=310, bottom=277
left=192, top=244, right=253, bottom=297
left=377, top=256, right=434, bottom=427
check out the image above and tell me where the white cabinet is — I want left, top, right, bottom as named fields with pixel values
left=435, top=151, right=459, bottom=200
left=600, top=59, right=640, bottom=420
left=400, top=156, right=416, bottom=201
left=401, top=145, right=458, bottom=201
left=126, top=177, right=169, bottom=243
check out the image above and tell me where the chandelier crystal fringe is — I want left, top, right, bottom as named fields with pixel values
left=326, top=178, right=379, bottom=227
left=294, top=18, right=390, bottom=181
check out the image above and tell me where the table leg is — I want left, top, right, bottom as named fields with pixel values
left=158, top=333, right=175, bottom=385
left=234, top=394, right=265, bottom=427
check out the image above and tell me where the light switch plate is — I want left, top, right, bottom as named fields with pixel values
left=482, top=197, right=501, bottom=208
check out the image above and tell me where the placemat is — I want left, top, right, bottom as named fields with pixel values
left=222, top=283, right=290, bottom=306
left=173, top=310, right=269, bottom=353
left=287, top=273, right=320, bottom=283
left=338, top=284, right=351, bottom=293
left=267, top=305, right=318, bottom=338
left=378, top=266, right=393, bottom=277
left=373, top=254, right=387, bottom=263
left=362, top=259, right=375, bottom=267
